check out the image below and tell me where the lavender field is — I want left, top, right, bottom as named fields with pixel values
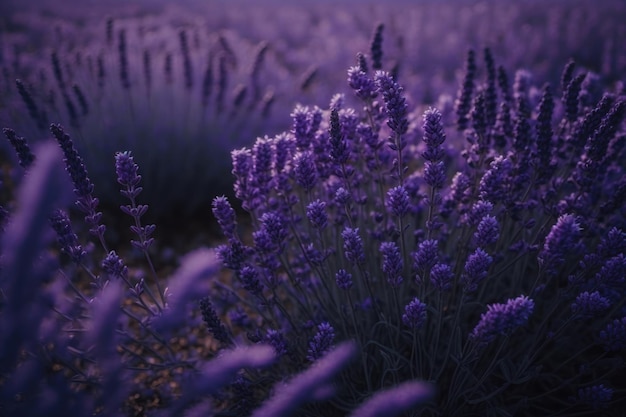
left=1, top=0, right=626, bottom=416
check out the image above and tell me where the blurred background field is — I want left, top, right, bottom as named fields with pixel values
left=2, top=0, right=624, bottom=224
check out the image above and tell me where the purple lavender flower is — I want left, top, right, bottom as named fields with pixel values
left=251, top=342, right=356, bottom=417
left=369, top=23, right=384, bottom=70
left=560, top=59, right=576, bottom=94
left=335, top=187, right=352, bottom=206
left=259, top=212, right=287, bottom=252
left=470, top=295, right=535, bottom=346
left=597, top=227, right=626, bottom=260
left=574, top=100, right=626, bottom=189
left=265, top=329, right=288, bottom=356
left=571, top=291, right=610, bottom=319
left=199, top=297, right=231, bottom=346
left=101, top=250, right=128, bottom=280
left=466, top=201, right=495, bottom=228
left=329, top=108, right=350, bottom=165
left=292, top=106, right=312, bottom=140
left=461, top=248, right=493, bottom=293
left=479, top=155, right=513, bottom=203
left=513, top=69, right=532, bottom=119
left=291, top=105, right=317, bottom=149
left=430, top=263, right=453, bottom=292
left=471, top=90, right=487, bottom=139
left=176, top=345, right=275, bottom=409
left=293, top=151, right=318, bottom=191
left=253, top=228, right=275, bottom=255
left=380, top=241, right=403, bottom=287
left=115, top=153, right=156, bottom=253
left=231, top=148, right=254, bottom=206
left=422, top=108, right=447, bottom=189
left=212, top=196, right=236, bottom=240
left=455, top=49, right=476, bottom=130
left=15, top=79, right=48, bottom=130
left=538, top=214, right=582, bottom=277
left=569, top=94, right=615, bottom=159
left=306, top=200, right=328, bottom=230
left=49, top=209, right=85, bottom=263
left=115, top=151, right=141, bottom=195
left=307, top=322, right=336, bottom=362
left=442, top=171, right=470, bottom=216
left=274, top=133, right=296, bottom=176
left=386, top=185, right=410, bottom=218
left=483, top=48, right=498, bottom=127
left=51, top=51, right=65, bottom=90
left=50, top=123, right=94, bottom=198
left=217, top=240, right=249, bottom=271
left=232, top=148, right=252, bottom=180
left=335, top=269, right=353, bottom=290
left=593, top=254, right=626, bottom=293
left=402, top=297, right=427, bottom=329
left=512, top=102, right=532, bottom=174
left=3, top=128, right=35, bottom=168
left=252, top=137, right=274, bottom=193
left=562, top=73, right=586, bottom=122
left=424, top=161, right=446, bottom=189
left=375, top=70, right=409, bottom=139
left=356, top=52, right=368, bottom=73
left=599, top=316, right=626, bottom=352
left=412, top=239, right=439, bottom=272
left=237, top=265, right=263, bottom=297
left=535, top=84, right=555, bottom=181
left=347, top=66, right=377, bottom=101
left=229, top=307, right=250, bottom=328
left=342, top=227, right=365, bottom=265
left=494, top=100, right=513, bottom=148
left=474, top=215, right=499, bottom=247
left=577, top=384, right=613, bottom=409
left=349, top=380, right=434, bottom=417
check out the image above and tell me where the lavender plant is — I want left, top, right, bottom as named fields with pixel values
left=0, top=141, right=284, bottom=416
left=211, top=50, right=626, bottom=415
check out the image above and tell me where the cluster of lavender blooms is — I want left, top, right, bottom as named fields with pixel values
left=0, top=127, right=433, bottom=415
left=3, top=0, right=626, bottom=220
left=210, top=46, right=626, bottom=415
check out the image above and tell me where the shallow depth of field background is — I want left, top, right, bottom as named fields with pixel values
left=2, top=0, right=624, bottom=225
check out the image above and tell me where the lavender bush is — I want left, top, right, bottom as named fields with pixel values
left=210, top=49, right=626, bottom=415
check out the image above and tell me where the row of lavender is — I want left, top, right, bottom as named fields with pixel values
left=2, top=0, right=625, bottom=219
